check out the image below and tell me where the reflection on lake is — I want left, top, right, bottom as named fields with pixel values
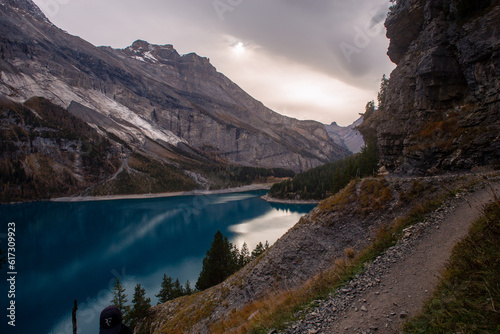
left=0, top=190, right=314, bottom=334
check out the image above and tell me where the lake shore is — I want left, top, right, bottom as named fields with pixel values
left=51, top=183, right=274, bottom=203
left=260, top=194, right=320, bottom=205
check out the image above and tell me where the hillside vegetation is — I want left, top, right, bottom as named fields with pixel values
left=269, top=139, right=378, bottom=200
left=0, top=97, right=120, bottom=202
left=137, top=173, right=499, bottom=334
left=404, top=198, right=500, bottom=333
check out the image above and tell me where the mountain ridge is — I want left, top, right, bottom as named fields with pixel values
left=0, top=0, right=350, bottom=201
left=325, top=116, right=364, bottom=153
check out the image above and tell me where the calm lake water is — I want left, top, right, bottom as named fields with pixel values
left=0, top=190, right=314, bottom=334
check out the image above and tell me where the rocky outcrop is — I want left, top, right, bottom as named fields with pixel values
left=360, top=0, right=500, bottom=175
left=0, top=0, right=349, bottom=177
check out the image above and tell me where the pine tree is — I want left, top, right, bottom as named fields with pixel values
left=377, top=74, right=390, bottom=112
left=184, top=280, right=193, bottom=295
left=111, top=278, right=130, bottom=320
left=364, top=100, right=376, bottom=119
left=172, top=279, right=185, bottom=299
left=156, top=274, right=174, bottom=304
left=127, top=284, right=151, bottom=330
left=239, top=242, right=251, bottom=267
left=250, top=241, right=270, bottom=260
left=196, top=231, right=238, bottom=291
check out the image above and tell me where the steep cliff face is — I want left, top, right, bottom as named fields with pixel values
left=360, top=0, right=500, bottom=175
left=0, top=0, right=349, bottom=178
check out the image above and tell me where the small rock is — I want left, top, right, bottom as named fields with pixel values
left=361, top=306, right=368, bottom=312
left=400, top=311, right=408, bottom=319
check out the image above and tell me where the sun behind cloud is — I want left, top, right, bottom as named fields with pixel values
left=232, top=41, right=246, bottom=56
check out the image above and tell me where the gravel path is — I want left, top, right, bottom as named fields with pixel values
left=280, top=181, right=500, bottom=334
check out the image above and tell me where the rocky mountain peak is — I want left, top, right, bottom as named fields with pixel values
left=122, top=40, right=179, bottom=64
left=0, top=0, right=50, bottom=23
left=0, top=0, right=349, bottom=181
left=121, top=39, right=213, bottom=71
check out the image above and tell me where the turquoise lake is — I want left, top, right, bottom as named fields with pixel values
left=0, top=190, right=314, bottom=334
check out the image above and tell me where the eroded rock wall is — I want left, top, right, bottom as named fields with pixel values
left=360, top=0, right=500, bottom=175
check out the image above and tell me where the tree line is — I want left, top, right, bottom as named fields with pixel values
left=268, top=75, right=389, bottom=201
left=108, top=231, right=270, bottom=331
left=268, top=138, right=379, bottom=200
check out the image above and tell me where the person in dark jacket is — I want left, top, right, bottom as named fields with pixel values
left=99, top=305, right=132, bottom=334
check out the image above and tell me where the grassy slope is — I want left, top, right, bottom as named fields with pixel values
left=404, top=198, right=500, bottom=333
left=138, top=174, right=498, bottom=334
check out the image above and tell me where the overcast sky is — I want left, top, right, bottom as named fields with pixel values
left=33, top=0, right=395, bottom=125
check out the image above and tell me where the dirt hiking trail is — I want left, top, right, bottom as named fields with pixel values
left=282, top=181, right=500, bottom=334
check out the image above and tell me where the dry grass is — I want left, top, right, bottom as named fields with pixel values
left=207, top=193, right=450, bottom=334
left=404, top=200, right=500, bottom=333
left=344, top=248, right=356, bottom=259
left=316, top=179, right=358, bottom=213
left=141, top=175, right=498, bottom=334
left=316, top=178, right=393, bottom=217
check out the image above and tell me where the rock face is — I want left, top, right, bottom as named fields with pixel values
left=0, top=0, right=349, bottom=178
left=360, top=0, right=500, bottom=175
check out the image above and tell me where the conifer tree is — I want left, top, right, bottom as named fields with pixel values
left=196, top=231, right=238, bottom=291
left=184, top=280, right=193, bottom=295
left=251, top=242, right=266, bottom=259
left=127, top=284, right=151, bottom=330
left=111, top=278, right=130, bottom=320
left=172, top=279, right=185, bottom=299
left=377, top=74, right=390, bottom=112
left=239, top=242, right=251, bottom=267
left=156, top=274, right=174, bottom=304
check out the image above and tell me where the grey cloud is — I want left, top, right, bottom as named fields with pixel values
left=34, top=0, right=393, bottom=87
left=207, top=0, right=394, bottom=87
left=32, top=0, right=395, bottom=123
